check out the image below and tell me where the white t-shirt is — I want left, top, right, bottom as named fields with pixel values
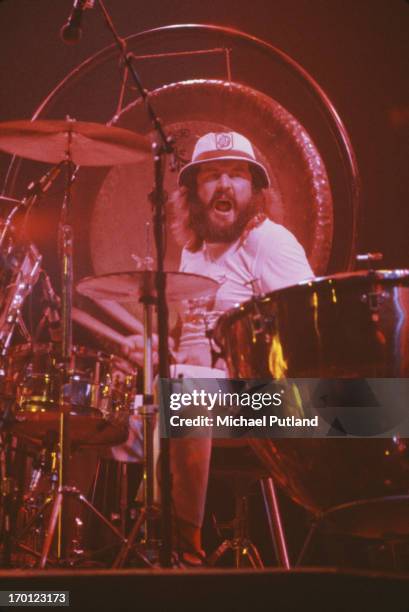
left=177, top=218, right=313, bottom=366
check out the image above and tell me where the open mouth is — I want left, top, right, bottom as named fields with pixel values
left=213, top=199, right=233, bottom=213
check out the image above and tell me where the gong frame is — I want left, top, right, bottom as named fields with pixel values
left=2, top=23, right=360, bottom=272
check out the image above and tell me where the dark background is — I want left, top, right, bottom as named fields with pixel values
left=0, top=0, right=408, bottom=268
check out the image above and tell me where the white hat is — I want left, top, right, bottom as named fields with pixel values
left=178, top=131, right=270, bottom=188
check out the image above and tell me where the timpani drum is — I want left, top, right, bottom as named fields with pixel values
left=214, top=270, right=409, bottom=537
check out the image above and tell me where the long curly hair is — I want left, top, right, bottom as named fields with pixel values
left=169, top=170, right=284, bottom=252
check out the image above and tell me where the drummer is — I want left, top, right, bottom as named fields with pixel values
left=123, top=131, right=313, bottom=562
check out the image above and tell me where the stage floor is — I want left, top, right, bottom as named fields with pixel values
left=0, top=567, right=408, bottom=611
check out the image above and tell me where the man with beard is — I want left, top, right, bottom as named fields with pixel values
left=171, top=131, right=313, bottom=368
left=122, top=131, right=313, bottom=564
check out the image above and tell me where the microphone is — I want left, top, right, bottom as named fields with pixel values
left=22, top=162, right=64, bottom=206
left=60, top=0, right=94, bottom=44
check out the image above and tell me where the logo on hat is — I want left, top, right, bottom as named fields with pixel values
left=215, top=132, right=233, bottom=150
left=178, top=131, right=270, bottom=188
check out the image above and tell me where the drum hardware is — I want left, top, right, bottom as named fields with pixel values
left=243, top=279, right=276, bottom=340
left=260, top=479, right=291, bottom=569
left=355, top=253, right=387, bottom=319
left=0, top=212, right=16, bottom=252
left=15, top=485, right=126, bottom=567
left=21, top=162, right=66, bottom=214
left=0, top=163, right=66, bottom=358
left=0, top=161, right=64, bottom=252
left=207, top=443, right=290, bottom=569
left=250, top=309, right=275, bottom=340
left=0, top=40, right=230, bottom=566
left=6, top=348, right=130, bottom=566
left=71, top=517, right=85, bottom=558
left=0, top=242, right=42, bottom=357
left=36, top=271, right=62, bottom=343
left=356, top=252, right=383, bottom=266
left=76, top=270, right=217, bottom=567
left=110, top=273, right=164, bottom=568
left=208, top=491, right=264, bottom=569
left=0, top=162, right=66, bottom=358
left=0, top=432, right=14, bottom=566
left=95, top=0, right=192, bottom=566
left=0, top=431, right=37, bottom=567
left=0, top=101, right=180, bottom=564
left=11, top=435, right=59, bottom=564
left=0, top=195, right=23, bottom=209
left=0, top=117, right=150, bottom=567
left=360, top=290, right=388, bottom=321
left=77, top=270, right=218, bottom=561
left=25, top=432, right=58, bottom=495
left=0, top=395, right=15, bottom=431
left=244, top=277, right=262, bottom=297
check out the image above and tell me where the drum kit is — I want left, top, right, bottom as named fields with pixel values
left=0, top=119, right=409, bottom=569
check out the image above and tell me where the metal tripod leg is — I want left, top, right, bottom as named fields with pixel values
left=208, top=492, right=264, bottom=568
left=207, top=536, right=264, bottom=568
left=296, top=518, right=319, bottom=566
left=207, top=540, right=232, bottom=566
left=111, top=294, right=161, bottom=568
left=260, top=478, right=291, bottom=568
left=39, top=486, right=126, bottom=569
left=15, top=496, right=54, bottom=543
left=112, top=508, right=147, bottom=568
left=239, top=539, right=264, bottom=568
left=40, top=489, right=63, bottom=568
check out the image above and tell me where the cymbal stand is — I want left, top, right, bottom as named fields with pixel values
left=96, top=0, right=181, bottom=567
left=113, top=277, right=159, bottom=568
left=38, top=127, right=75, bottom=566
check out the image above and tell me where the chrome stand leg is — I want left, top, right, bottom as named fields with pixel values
left=260, top=478, right=291, bottom=569
left=296, top=518, right=319, bottom=566
left=38, top=486, right=126, bottom=569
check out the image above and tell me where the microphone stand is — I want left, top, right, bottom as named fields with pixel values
left=96, top=0, right=174, bottom=567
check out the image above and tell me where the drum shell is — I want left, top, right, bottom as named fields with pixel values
left=7, top=344, right=112, bottom=410
left=6, top=344, right=130, bottom=447
left=215, top=271, right=409, bottom=379
left=214, top=271, right=409, bottom=530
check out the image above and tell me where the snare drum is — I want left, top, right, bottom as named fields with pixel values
left=7, top=344, right=130, bottom=446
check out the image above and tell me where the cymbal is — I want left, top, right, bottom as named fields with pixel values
left=76, top=271, right=219, bottom=302
left=0, top=119, right=150, bottom=166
